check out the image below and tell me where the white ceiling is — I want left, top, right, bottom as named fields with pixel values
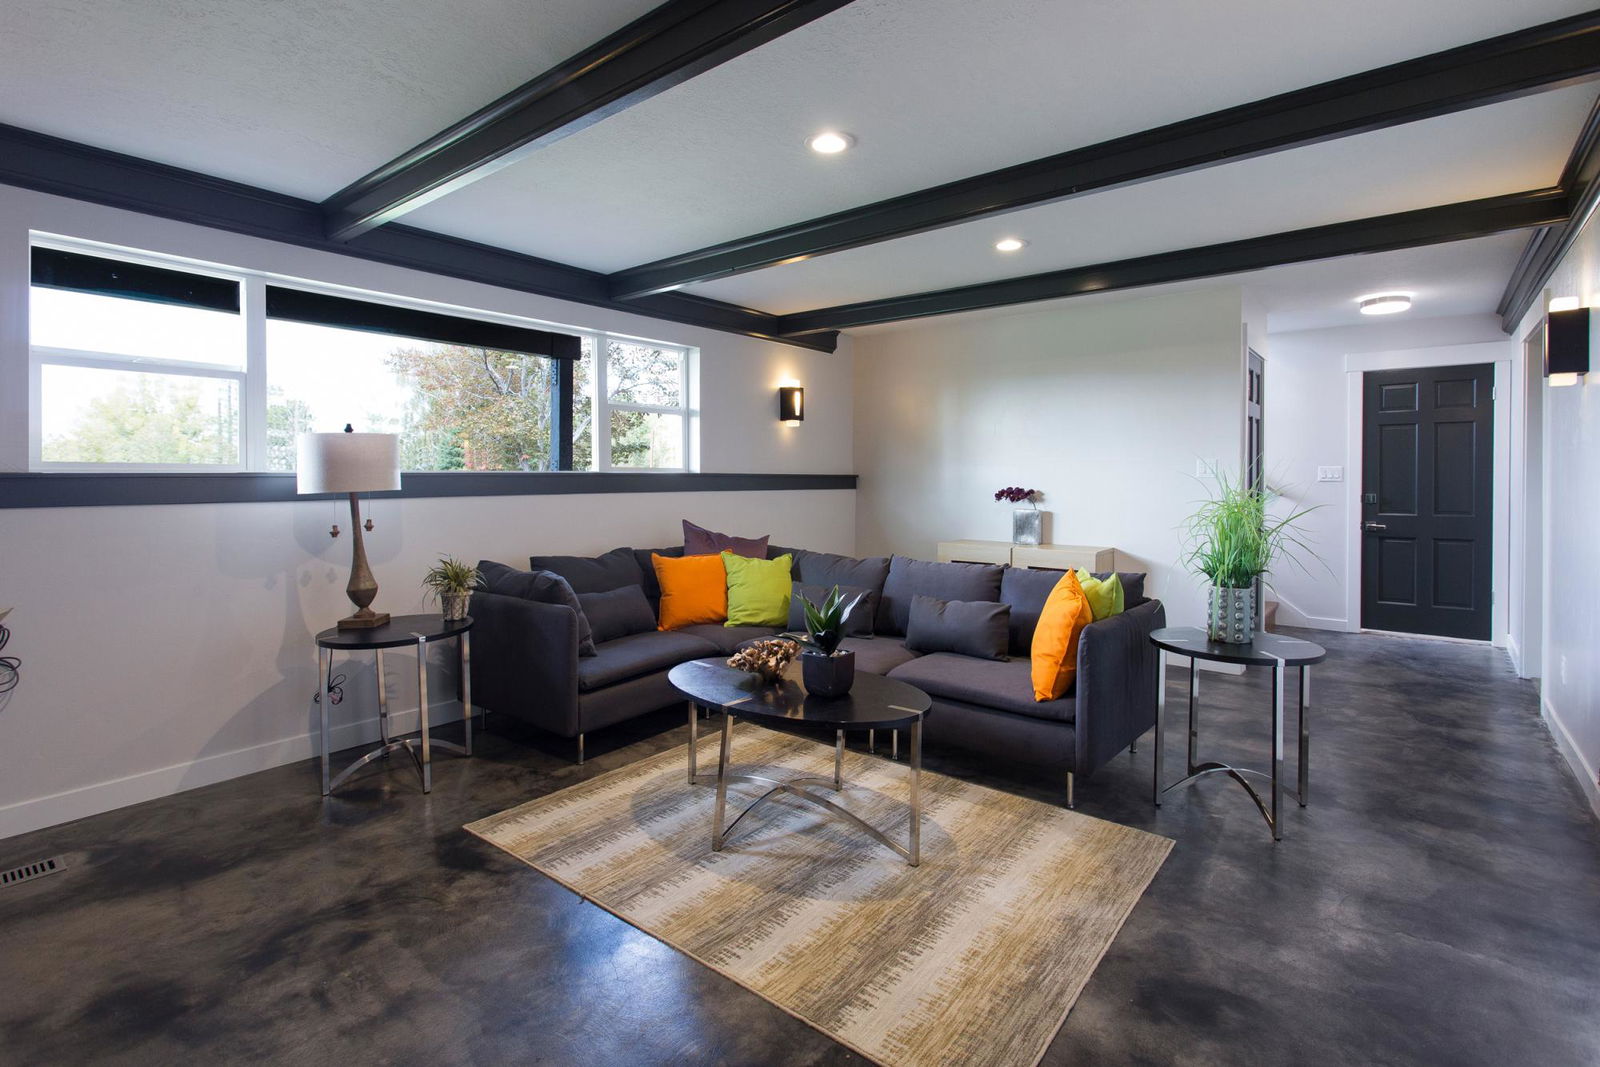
left=0, top=0, right=1594, bottom=334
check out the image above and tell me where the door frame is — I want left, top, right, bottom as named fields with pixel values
left=1341, top=343, right=1513, bottom=644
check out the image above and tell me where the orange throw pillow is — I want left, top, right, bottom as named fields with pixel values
left=653, top=553, right=727, bottom=630
left=1031, top=570, right=1094, bottom=702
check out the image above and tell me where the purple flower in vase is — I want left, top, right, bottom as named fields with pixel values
left=993, top=486, right=1043, bottom=508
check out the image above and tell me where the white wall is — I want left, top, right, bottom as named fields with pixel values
left=851, top=287, right=1246, bottom=628
left=0, top=186, right=856, bottom=838
left=1264, top=315, right=1515, bottom=634
left=1513, top=221, right=1600, bottom=821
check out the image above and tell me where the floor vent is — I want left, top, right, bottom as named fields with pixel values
left=0, top=856, right=65, bottom=888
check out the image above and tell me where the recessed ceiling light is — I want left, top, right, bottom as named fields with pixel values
left=806, top=130, right=854, bottom=155
left=994, top=237, right=1028, bottom=253
left=1358, top=293, right=1411, bottom=316
left=1548, top=296, right=1581, bottom=312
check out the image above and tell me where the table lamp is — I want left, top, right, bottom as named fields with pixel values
left=297, top=425, right=402, bottom=629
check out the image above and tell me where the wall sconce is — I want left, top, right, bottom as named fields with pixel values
left=1546, top=306, right=1589, bottom=388
left=778, top=385, right=804, bottom=425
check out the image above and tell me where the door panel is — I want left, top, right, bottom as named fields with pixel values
left=1361, top=363, right=1493, bottom=639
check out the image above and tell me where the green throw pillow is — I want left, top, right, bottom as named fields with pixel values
left=723, top=552, right=793, bottom=627
left=1075, top=569, right=1125, bottom=621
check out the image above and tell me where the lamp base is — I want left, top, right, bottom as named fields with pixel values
left=337, top=609, right=391, bottom=631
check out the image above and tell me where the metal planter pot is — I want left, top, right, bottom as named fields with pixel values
left=441, top=592, right=471, bottom=621
left=1207, top=585, right=1256, bottom=645
left=801, top=649, right=855, bottom=698
left=1012, top=509, right=1043, bottom=545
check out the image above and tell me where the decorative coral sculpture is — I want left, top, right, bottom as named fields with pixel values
left=727, top=637, right=799, bottom=683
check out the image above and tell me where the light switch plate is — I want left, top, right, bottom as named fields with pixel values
left=1316, top=466, right=1344, bottom=482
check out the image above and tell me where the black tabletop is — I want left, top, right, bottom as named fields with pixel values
left=1150, top=626, right=1326, bottom=667
left=316, top=614, right=473, bottom=650
left=669, top=658, right=930, bottom=730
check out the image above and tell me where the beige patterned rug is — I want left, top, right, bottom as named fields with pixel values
left=467, top=725, right=1172, bottom=1067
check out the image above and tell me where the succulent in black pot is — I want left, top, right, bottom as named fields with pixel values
left=782, top=585, right=864, bottom=698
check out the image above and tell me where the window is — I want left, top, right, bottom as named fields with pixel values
left=26, top=240, right=695, bottom=474
left=592, top=337, right=692, bottom=470
left=30, top=248, right=245, bottom=468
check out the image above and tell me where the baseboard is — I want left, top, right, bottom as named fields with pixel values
left=1269, top=593, right=1352, bottom=633
left=1543, top=694, right=1600, bottom=823
left=0, top=700, right=467, bottom=840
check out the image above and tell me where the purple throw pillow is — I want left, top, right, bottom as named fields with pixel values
left=682, top=519, right=769, bottom=559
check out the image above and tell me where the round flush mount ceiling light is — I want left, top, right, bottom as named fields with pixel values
left=806, top=130, right=854, bottom=154
left=994, top=237, right=1028, bottom=252
left=1358, top=293, right=1412, bottom=316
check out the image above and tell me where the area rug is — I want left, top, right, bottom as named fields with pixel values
left=466, top=725, right=1172, bottom=1067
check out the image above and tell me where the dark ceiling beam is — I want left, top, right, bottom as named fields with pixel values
left=1497, top=93, right=1600, bottom=331
left=0, top=123, right=836, bottom=352
left=610, top=10, right=1600, bottom=300
left=321, top=0, right=857, bottom=241
left=774, top=190, right=1569, bottom=335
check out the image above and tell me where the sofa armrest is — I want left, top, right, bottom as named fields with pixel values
left=1073, top=598, right=1167, bottom=777
left=468, top=590, right=581, bottom=737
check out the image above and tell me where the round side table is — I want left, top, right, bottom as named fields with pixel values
left=1150, top=626, right=1326, bottom=840
left=315, top=614, right=473, bottom=795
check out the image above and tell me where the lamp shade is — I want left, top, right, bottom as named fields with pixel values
left=296, top=431, right=401, bottom=494
left=777, top=385, right=804, bottom=424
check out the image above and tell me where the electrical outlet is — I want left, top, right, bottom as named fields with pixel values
left=1316, top=466, right=1344, bottom=482
left=1196, top=458, right=1217, bottom=477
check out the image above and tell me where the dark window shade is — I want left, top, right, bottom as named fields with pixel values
left=265, top=286, right=582, bottom=360
left=30, top=247, right=240, bottom=313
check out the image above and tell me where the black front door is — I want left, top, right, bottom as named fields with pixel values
left=1361, top=363, right=1493, bottom=639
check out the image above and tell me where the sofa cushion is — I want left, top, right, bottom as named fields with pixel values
left=876, top=556, right=1004, bottom=637
left=1033, top=571, right=1094, bottom=702
left=838, top=635, right=919, bottom=676
left=1113, top=572, right=1147, bottom=607
left=792, top=550, right=890, bottom=599
left=633, top=545, right=683, bottom=609
left=723, top=552, right=793, bottom=627
left=479, top=559, right=597, bottom=657
left=683, top=519, right=769, bottom=559
left=530, top=547, right=644, bottom=595
left=1001, top=569, right=1149, bottom=653
left=1076, top=570, right=1125, bottom=620
left=653, top=552, right=728, bottom=629
left=888, top=653, right=1076, bottom=723
left=577, top=585, right=657, bottom=644
left=577, top=631, right=718, bottom=692
left=905, top=595, right=1010, bottom=661
left=788, top=581, right=876, bottom=637
left=674, top=623, right=784, bottom=655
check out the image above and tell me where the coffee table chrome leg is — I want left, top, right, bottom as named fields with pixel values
left=1153, top=651, right=1167, bottom=807
left=416, top=634, right=431, bottom=794
left=892, top=729, right=898, bottom=761
left=461, top=631, right=473, bottom=757
left=1271, top=657, right=1284, bottom=841
left=375, top=648, right=389, bottom=748
left=687, top=701, right=699, bottom=783
left=908, top=719, right=922, bottom=867
left=712, top=713, right=735, bottom=851
left=1299, top=666, right=1311, bottom=807
left=834, top=730, right=844, bottom=790
left=319, top=646, right=332, bottom=795
left=868, top=728, right=875, bottom=753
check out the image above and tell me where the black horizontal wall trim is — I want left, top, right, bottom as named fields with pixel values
left=31, top=246, right=240, bottom=312
left=0, top=472, right=857, bottom=510
left=266, top=286, right=582, bottom=359
left=776, top=189, right=1571, bottom=335
left=323, top=0, right=858, bottom=239
left=1498, top=94, right=1600, bottom=331
left=0, top=123, right=836, bottom=354
left=610, top=10, right=1600, bottom=299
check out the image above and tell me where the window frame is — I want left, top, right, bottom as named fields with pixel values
left=589, top=332, right=695, bottom=473
left=26, top=237, right=699, bottom=475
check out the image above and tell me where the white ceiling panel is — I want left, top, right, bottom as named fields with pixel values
left=685, top=87, right=1593, bottom=314
left=0, top=0, right=662, bottom=199
left=845, top=233, right=1528, bottom=337
left=404, top=0, right=1594, bottom=271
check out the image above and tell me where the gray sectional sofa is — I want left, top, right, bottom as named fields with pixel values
left=469, top=545, right=1165, bottom=805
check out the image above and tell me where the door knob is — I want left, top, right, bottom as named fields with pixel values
left=1361, top=521, right=1387, bottom=532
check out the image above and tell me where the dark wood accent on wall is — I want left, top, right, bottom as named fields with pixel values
left=609, top=11, right=1600, bottom=299
left=0, top=123, right=837, bottom=353
left=322, top=0, right=858, bottom=240
left=774, top=190, right=1569, bottom=335
left=0, top=472, right=857, bottom=510
left=1498, top=93, right=1600, bottom=331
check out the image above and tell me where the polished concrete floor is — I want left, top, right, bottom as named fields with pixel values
left=1, top=629, right=1597, bottom=1066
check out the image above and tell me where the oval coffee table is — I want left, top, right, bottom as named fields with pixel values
left=668, top=658, right=932, bottom=866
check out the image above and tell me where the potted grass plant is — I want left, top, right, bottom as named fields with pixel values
left=422, top=556, right=482, bottom=622
left=782, top=585, right=866, bottom=697
left=1183, top=469, right=1318, bottom=645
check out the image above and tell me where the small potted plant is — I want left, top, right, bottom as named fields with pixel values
left=782, top=586, right=866, bottom=698
left=1183, top=469, right=1318, bottom=644
left=995, top=486, right=1045, bottom=545
left=422, top=556, right=482, bottom=622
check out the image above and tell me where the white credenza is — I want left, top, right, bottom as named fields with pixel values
left=936, top=540, right=1121, bottom=572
